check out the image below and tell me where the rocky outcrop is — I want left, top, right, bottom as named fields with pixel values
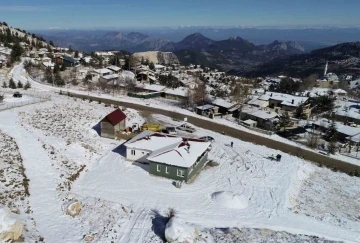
left=165, top=217, right=198, bottom=243
left=0, top=205, right=23, bottom=242
left=66, top=201, right=82, bottom=217
left=132, top=51, right=179, bottom=65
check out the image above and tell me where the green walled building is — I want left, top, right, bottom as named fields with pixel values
left=124, top=131, right=211, bottom=182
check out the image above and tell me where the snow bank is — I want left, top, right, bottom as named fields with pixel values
left=286, top=164, right=315, bottom=209
left=165, top=217, right=198, bottom=243
left=0, top=204, right=23, bottom=241
left=211, top=191, right=249, bottom=209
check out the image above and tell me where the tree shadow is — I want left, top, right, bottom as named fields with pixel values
left=151, top=209, right=168, bottom=241
left=92, top=122, right=101, bottom=136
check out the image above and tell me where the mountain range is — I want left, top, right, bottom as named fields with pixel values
left=40, top=31, right=306, bottom=71
left=243, top=41, right=360, bottom=78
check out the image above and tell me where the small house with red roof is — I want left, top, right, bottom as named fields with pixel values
left=100, top=108, right=127, bottom=139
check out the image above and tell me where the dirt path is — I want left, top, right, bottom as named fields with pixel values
left=64, top=91, right=360, bottom=174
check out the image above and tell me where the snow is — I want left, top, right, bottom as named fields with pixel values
left=164, top=87, right=188, bottom=97
left=211, top=191, right=249, bottom=210
left=242, top=106, right=279, bottom=119
left=210, top=97, right=236, bottom=109
left=137, top=83, right=166, bottom=92
left=125, top=132, right=182, bottom=152
left=260, top=92, right=308, bottom=107
left=102, top=73, right=119, bottom=80
left=94, top=68, right=113, bottom=75
left=0, top=205, right=23, bottom=241
left=165, top=217, right=198, bottom=243
left=314, top=118, right=360, bottom=137
left=147, top=140, right=211, bottom=168
left=3, top=63, right=360, bottom=242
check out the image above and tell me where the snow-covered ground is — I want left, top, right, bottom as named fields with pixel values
left=12, top=63, right=360, bottom=166
left=2, top=64, right=360, bottom=242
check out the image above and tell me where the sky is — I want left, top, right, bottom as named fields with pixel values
left=0, top=0, right=359, bottom=30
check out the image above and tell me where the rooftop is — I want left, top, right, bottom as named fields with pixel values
left=260, top=92, right=308, bottom=107
left=107, top=65, right=121, bottom=72
left=136, top=83, right=166, bottom=92
left=102, top=108, right=127, bottom=126
left=147, top=139, right=211, bottom=168
left=102, top=74, right=119, bottom=80
left=242, top=106, right=279, bottom=120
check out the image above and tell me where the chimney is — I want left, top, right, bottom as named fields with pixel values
left=270, top=93, right=273, bottom=97
left=292, top=99, right=294, bottom=104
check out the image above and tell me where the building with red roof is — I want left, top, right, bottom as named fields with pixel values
left=100, top=108, right=127, bottom=139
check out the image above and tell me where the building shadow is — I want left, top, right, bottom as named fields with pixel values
left=112, top=141, right=127, bottom=157
left=132, top=162, right=150, bottom=173
left=151, top=210, right=168, bottom=241
left=92, top=122, right=101, bottom=136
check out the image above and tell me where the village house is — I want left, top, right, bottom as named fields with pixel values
left=100, top=108, right=127, bottom=139
left=195, top=104, right=219, bottom=118
left=101, top=73, right=120, bottom=84
left=240, top=106, right=279, bottom=130
left=163, top=87, right=189, bottom=102
left=313, top=118, right=360, bottom=144
left=210, top=98, right=239, bottom=116
left=258, top=92, right=310, bottom=116
left=135, top=83, right=166, bottom=93
left=57, top=55, right=79, bottom=67
left=107, top=65, right=121, bottom=74
left=124, top=131, right=211, bottom=182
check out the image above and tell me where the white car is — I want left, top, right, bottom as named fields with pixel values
left=177, top=124, right=196, bottom=133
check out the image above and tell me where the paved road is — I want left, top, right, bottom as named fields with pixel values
left=11, top=63, right=360, bottom=174
left=63, top=91, right=360, bottom=174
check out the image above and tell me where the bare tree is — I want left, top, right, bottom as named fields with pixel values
left=193, top=79, right=207, bottom=106
left=231, top=82, right=249, bottom=119
left=182, top=88, right=195, bottom=108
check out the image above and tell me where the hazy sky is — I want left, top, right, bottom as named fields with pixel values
left=0, top=0, right=359, bottom=30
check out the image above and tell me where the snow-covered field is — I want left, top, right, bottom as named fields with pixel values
left=0, top=86, right=360, bottom=242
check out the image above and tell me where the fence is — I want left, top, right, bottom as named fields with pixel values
left=0, top=89, right=51, bottom=111
left=127, top=92, right=162, bottom=99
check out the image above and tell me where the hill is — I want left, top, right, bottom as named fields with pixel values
left=243, top=41, right=360, bottom=78
left=0, top=21, right=49, bottom=48
left=38, top=30, right=305, bottom=72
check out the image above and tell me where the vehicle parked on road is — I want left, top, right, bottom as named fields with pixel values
left=199, top=136, right=215, bottom=142
left=13, top=91, right=22, bottom=98
left=140, top=123, right=162, bottom=132
left=164, top=126, right=177, bottom=135
left=177, top=123, right=196, bottom=133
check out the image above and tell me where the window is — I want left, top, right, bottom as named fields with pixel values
left=165, top=167, right=169, bottom=174
left=177, top=169, right=185, bottom=177
left=131, top=150, right=135, bottom=156
left=157, top=165, right=161, bottom=172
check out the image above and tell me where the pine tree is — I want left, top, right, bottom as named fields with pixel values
left=24, top=81, right=31, bottom=90
left=10, top=42, right=24, bottom=63
left=2, top=81, right=8, bottom=88
left=44, top=67, right=54, bottom=84
left=53, top=63, right=60, bottom=74
left=9, top=78, right=17, bottom=89
left=74, top=50, right=79, bottom=58
left=17, top=80, right=23, bottom=88
left=149, top=62, right=155, bottom=70
left=326, top=120, right=338, bottom=154
left=295, top=104, right=307, bottom=119
left=279, top=112, right=291, bottom=131
left=54, top=72, right=65, bottom=86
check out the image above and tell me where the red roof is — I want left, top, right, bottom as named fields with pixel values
left=102, top=108, right=127, bottom=126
